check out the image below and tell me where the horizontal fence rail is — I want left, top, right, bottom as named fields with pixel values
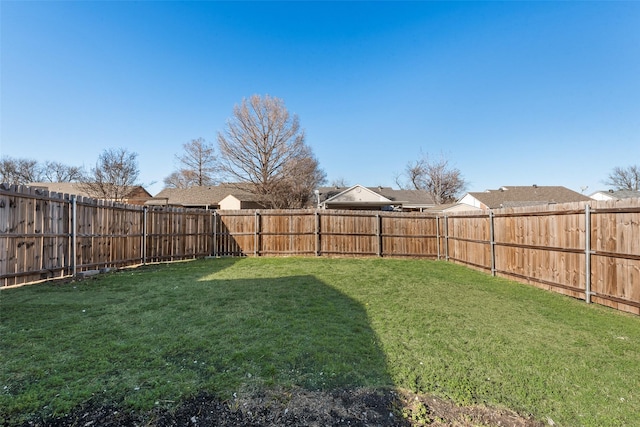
left=213, top=210, right=440, bottom=259
left=0, top=185, right=214, bottom=286
left=1, top=184, right=639, bottom=315
left=443, top=199, right=640, bottom=315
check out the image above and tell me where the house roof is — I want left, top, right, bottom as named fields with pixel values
left=590, top=189, right=640, bottom=200
left=320, top=185, right=393, bottom=208
left=317, top=186, right=435, bottom=207
left=388, top=189, right=437, bottom=207
left=423, top=202, right=468, bottom=213
left=28, top=182, right=151, bottom=199
left=464, top=185, right=591, bottom=209
left=146, top=184, right=257, bottom=207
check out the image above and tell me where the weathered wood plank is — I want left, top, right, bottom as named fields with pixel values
left=2, top=185, right=639, bottom=316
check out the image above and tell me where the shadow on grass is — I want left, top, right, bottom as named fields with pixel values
left=0, top=259, right=393, bottom=424
left=182, top=273, right=394, bottom=393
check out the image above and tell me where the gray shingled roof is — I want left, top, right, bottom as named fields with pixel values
left=146, top=184, right=256, bottom=207
left=467, top=186, right=591, bottom=209
left=317, top=186, right=435, bottom=206
left=29, top=182, right=150, bottom=199
left=595, top=189, right=640, bottom=199
left=389, top=189, right=437, bottom=206
left=29, top=182, right=93, bottom=197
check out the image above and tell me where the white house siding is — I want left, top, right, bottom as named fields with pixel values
left=219, top=195, right=242, bottom=210
left=458, top=194, right=486, bottom=209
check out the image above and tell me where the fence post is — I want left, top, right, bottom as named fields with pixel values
left=212, top=211, right=218, bottom=257
left=142, top=206, right=147, bottom=265
left=585, top=204, right=592, bottom=304
left=377, top=213, right=383, bottom=257
left=444, top=215, right=449, bottom=261
left=254, top=211, right=260, bottom=256
left=436, top=216, right=441, bottom=260
left=315, top=210, right=321, bottom=256
left=489, top=210, right=496, bottom=276
left=71, top=196, right=77, bottom=277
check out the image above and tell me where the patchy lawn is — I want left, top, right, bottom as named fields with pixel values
left=1, top=258, right=639, bottom=426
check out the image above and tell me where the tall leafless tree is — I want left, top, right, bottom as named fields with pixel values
left=397, top=154, right=466, bottom=204
left=164, top=138, right=218, bottom=188
left=330, top=177, right=350, bottom=188
left=605, top=165, right=640, bottom=191
left=0, top=156, right=43, bottom=184
left=217, top=95, right=326, bottom=208
left=41, top=161, right=84, bottom=182
left=79, top=148, right=140, bottom=201
left=163, top=170, right=198, bottom=189
left=272, top=146, right=326, bottom=208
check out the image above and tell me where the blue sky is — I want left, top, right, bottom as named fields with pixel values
left=2, top=1, right=639, bottom=197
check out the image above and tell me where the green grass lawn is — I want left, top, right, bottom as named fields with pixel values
left=2, top=257, right=639, bottom=426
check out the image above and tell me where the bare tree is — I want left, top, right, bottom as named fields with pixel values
left=273, top=146, right=326, bottom=208
left=79, top=148, right=140, bottom=201
left=164, top=138, right=218, bottom=188
left=1, top=157, right=23, bottom=184
left=397, top=154, right=466, bottom=204
left=217, top=94, right=326, bottom=208
left=42, top=161, right=84, bottom=182
left=0, top=156, right=43, bottom=184
left=330, top=177, right=350, bottom=187
left=605, top=165, right=640, bottom=191
left=163, top=170, right=198, bottom=189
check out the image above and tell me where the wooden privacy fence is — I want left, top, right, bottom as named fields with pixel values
left=2, top=184, right=639, bottom=315
left=0, top=184, right=214, bottom=286
left=441, top=199, right=640, bottom=315
left=213, top=210, right=439, bottom=258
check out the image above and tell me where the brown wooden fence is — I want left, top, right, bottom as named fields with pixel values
left=0, top=185, right=214, bottom=286
left=213, top=210, right=439, bottom=258
left=442, top=199, right=640, bottom=315
left=2, top=184, right=639, bottom=315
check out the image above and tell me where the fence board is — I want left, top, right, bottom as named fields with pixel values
left=0, top=186, right=214, bottom=285
left=0, top=188, right=8, bottom=286
left=490, top=205, right=587, bottom=298
left=381, top=214, right=438, bottom=257
left=445, top=213, right=491, bottom=270
left=589, top=199, right=640, bottom=314
left=2, top=184, right=639, bottom=315
left=258, top=211, right=316, bottom=255
left=45, top=193, right=69, bottom=279
left=216, top=211, right=255, bottom=256
left=320, top=212, right=377, bottom=256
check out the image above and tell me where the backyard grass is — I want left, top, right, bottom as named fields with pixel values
left=1, top=257, right=639, bottom=426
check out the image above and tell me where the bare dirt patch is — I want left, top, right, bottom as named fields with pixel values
left=17, top=388, right=544, bottom=427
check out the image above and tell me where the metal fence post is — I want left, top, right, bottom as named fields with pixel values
left=254, top=211, right=260, bottom=256
left=71, top=196, right=77, bottom=277
left=585, top=204, right=592, bottom=304
left=142, top=206, right=147, bottom=265
left=436, top=216, right=441, bottom=260
left=212, top=211, right=218, bottom=257
left=377, top=213, right=383, bottom=257
left=490, top=210, right=496, bottom=276
left=444, top=215, right=449, bottom=261
left=315, top=210, right=320, bottom=256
